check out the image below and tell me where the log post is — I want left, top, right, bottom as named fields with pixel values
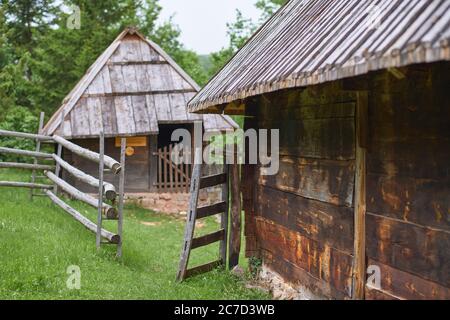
left=352, top=91, right=368, bottom=300
left=30, top=112, right=45, bottom=200
left=117, top=137, right=126, bottom=258
left=220, top=140, right=229, bottom=265
left=228, top=157, right=241, bottom=269
left=54, top=113, right=64, bottom=195
left=149, top=135, right=158, bottom=192
left=96, top=131, right=105, bottom=249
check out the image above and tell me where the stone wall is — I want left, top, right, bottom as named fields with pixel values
left=125, top=187, right=222, bottom=215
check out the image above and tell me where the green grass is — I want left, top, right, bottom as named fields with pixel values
left=0, top=169, right=269, bottom=300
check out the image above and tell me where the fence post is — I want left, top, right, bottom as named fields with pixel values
left=149, top=135, right=158, bottom=192
left=53, top=113, right=64, bottom=195
left=228, top=146, right=241, bottom=270
left=30, top=112, right=45, bottom=200
left=117, top=137, right=126, bottom=258
left=96, top=131, right=105, bottom=249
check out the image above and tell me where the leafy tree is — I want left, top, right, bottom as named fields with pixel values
left=207, top=0, right=287, bottom=78
left=1, top=0, right=56, bottom=53
left=208, top=10, right=256, bottom=78
left=13, top=0, right=207, bottom=118
left=0, top=106, right=38, bottom=162
left=255, top=0, right=287, bottom=22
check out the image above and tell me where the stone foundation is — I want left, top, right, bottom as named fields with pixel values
left=125, top=187, right=222, bottom=215
left=257, top=264, right=325, bottom=300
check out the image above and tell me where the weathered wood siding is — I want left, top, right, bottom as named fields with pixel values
left=44, top=30, right=237, bottom=138
left=243, top=85, right=357, bottom=299
left=63, top=137, right=153, bottom=192
left=243, top=62, right=450, bottom=300
left=364, top=63, right=450, bottom=300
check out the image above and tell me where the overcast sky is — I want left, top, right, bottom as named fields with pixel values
left=157, top=0, right=261, bottom=55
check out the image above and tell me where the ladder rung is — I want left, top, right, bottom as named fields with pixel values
left=191, top=229, right=225, bottom=249
left=185, top=260, right=223, bottom=279
left=200, top=173, right=227, bottom=189
left=197, top=201, right=227, bottom=219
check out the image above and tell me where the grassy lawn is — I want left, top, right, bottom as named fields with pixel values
left=0, top=169, right=268, bottom=300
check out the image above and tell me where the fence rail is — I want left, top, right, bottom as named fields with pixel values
left=0, top=124, right=125, bottom=254
left=0, top=162, right=55, bottom=170
left=0, top=129, right=54, bottom=143
left=53, top=135, right=121, bottom=174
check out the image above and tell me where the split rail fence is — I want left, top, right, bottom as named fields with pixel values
left=0, top=112, right=126, bottom=256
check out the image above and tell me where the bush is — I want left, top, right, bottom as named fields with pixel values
left=0, top=107, right=38, bottom=162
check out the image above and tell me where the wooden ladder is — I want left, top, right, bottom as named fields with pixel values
left=176, top=157, right=230, bottom=282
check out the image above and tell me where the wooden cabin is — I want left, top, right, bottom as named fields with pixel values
left=188, top=0, right=450, bottom=300
left=43, top=27, right=237, bottom=194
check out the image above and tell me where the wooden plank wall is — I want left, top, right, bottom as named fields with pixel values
left=243, top=85, right=358, bottom=299
left=63, top=137, right=151, bottom=192
left=243, top=63, right=450, bottom=300
left=364, top=63, right=450, bottom=300
left=61, top=34, right=199, bottom=138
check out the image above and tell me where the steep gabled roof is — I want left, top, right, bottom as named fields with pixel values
left=43, top=27, right=237, bottom=138
left=188, top=0, right=450, bottom=113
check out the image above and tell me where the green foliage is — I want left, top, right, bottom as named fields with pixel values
left=255, top=0, right=288, bottom=21
left=0, top=0, right=285, bottom=128
left=209, top=10, right=256, bottom=78
left=249, top=257, right=263, bottom=278
left=0, top=0, right=208, bottom=120
left=0, top=107, right=38, bottom=162
left=207, top=0, right=286, bottom=78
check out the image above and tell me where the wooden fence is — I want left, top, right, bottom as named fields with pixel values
left=153, top=144, right=192, bottom=193
left=0, top=114, right=126, bottom=256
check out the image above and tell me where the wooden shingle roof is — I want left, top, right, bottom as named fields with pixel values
left=188, top=0, right=450, bottom=113
left=43, top=27, right=237, bottom=138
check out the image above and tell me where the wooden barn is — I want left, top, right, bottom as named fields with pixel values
left=188, top=0, right=450, bottom=300
left=43, top=27, right=237, bottom=194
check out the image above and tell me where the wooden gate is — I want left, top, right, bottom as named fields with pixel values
left=153, top=144, right=191, bottom=193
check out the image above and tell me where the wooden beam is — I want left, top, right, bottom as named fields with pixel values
left=44, top=171, right=117, bottom=220
left=184, top=260, right=223, bottom=279
left=148, top=135, right=158, bottom=192
left=352, top=91, right=368, bottom=300
left=52, top=154, right=116, bottom=200
left=0, top=162, right=55, bottom=171
left=45, top=190, right=119, bottom=244
left=30, top=112, right=45, bottom=201
left=82, top=89, right=196, bottom=99
left=0, top=181, right=53, bottom=189
left=200, top=173, right=227, bottom=189
left=197, top=201, right=228, bottom=219
left=53, top=135, right=121, bottom=174
left=191, top=229, right=225, bottom=249
left=220, top=164, right=229, bottom=265
left=117, top=137, right=126, bottom=257
left=96, top=131, right=105, bottom=249
left=0, top=147, right=53, bottom=159
left=177, top=150, right=202, bottom=282
left=0, top=129, right=53, bottom=142
left=228, top=163, right=241, bottom=269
